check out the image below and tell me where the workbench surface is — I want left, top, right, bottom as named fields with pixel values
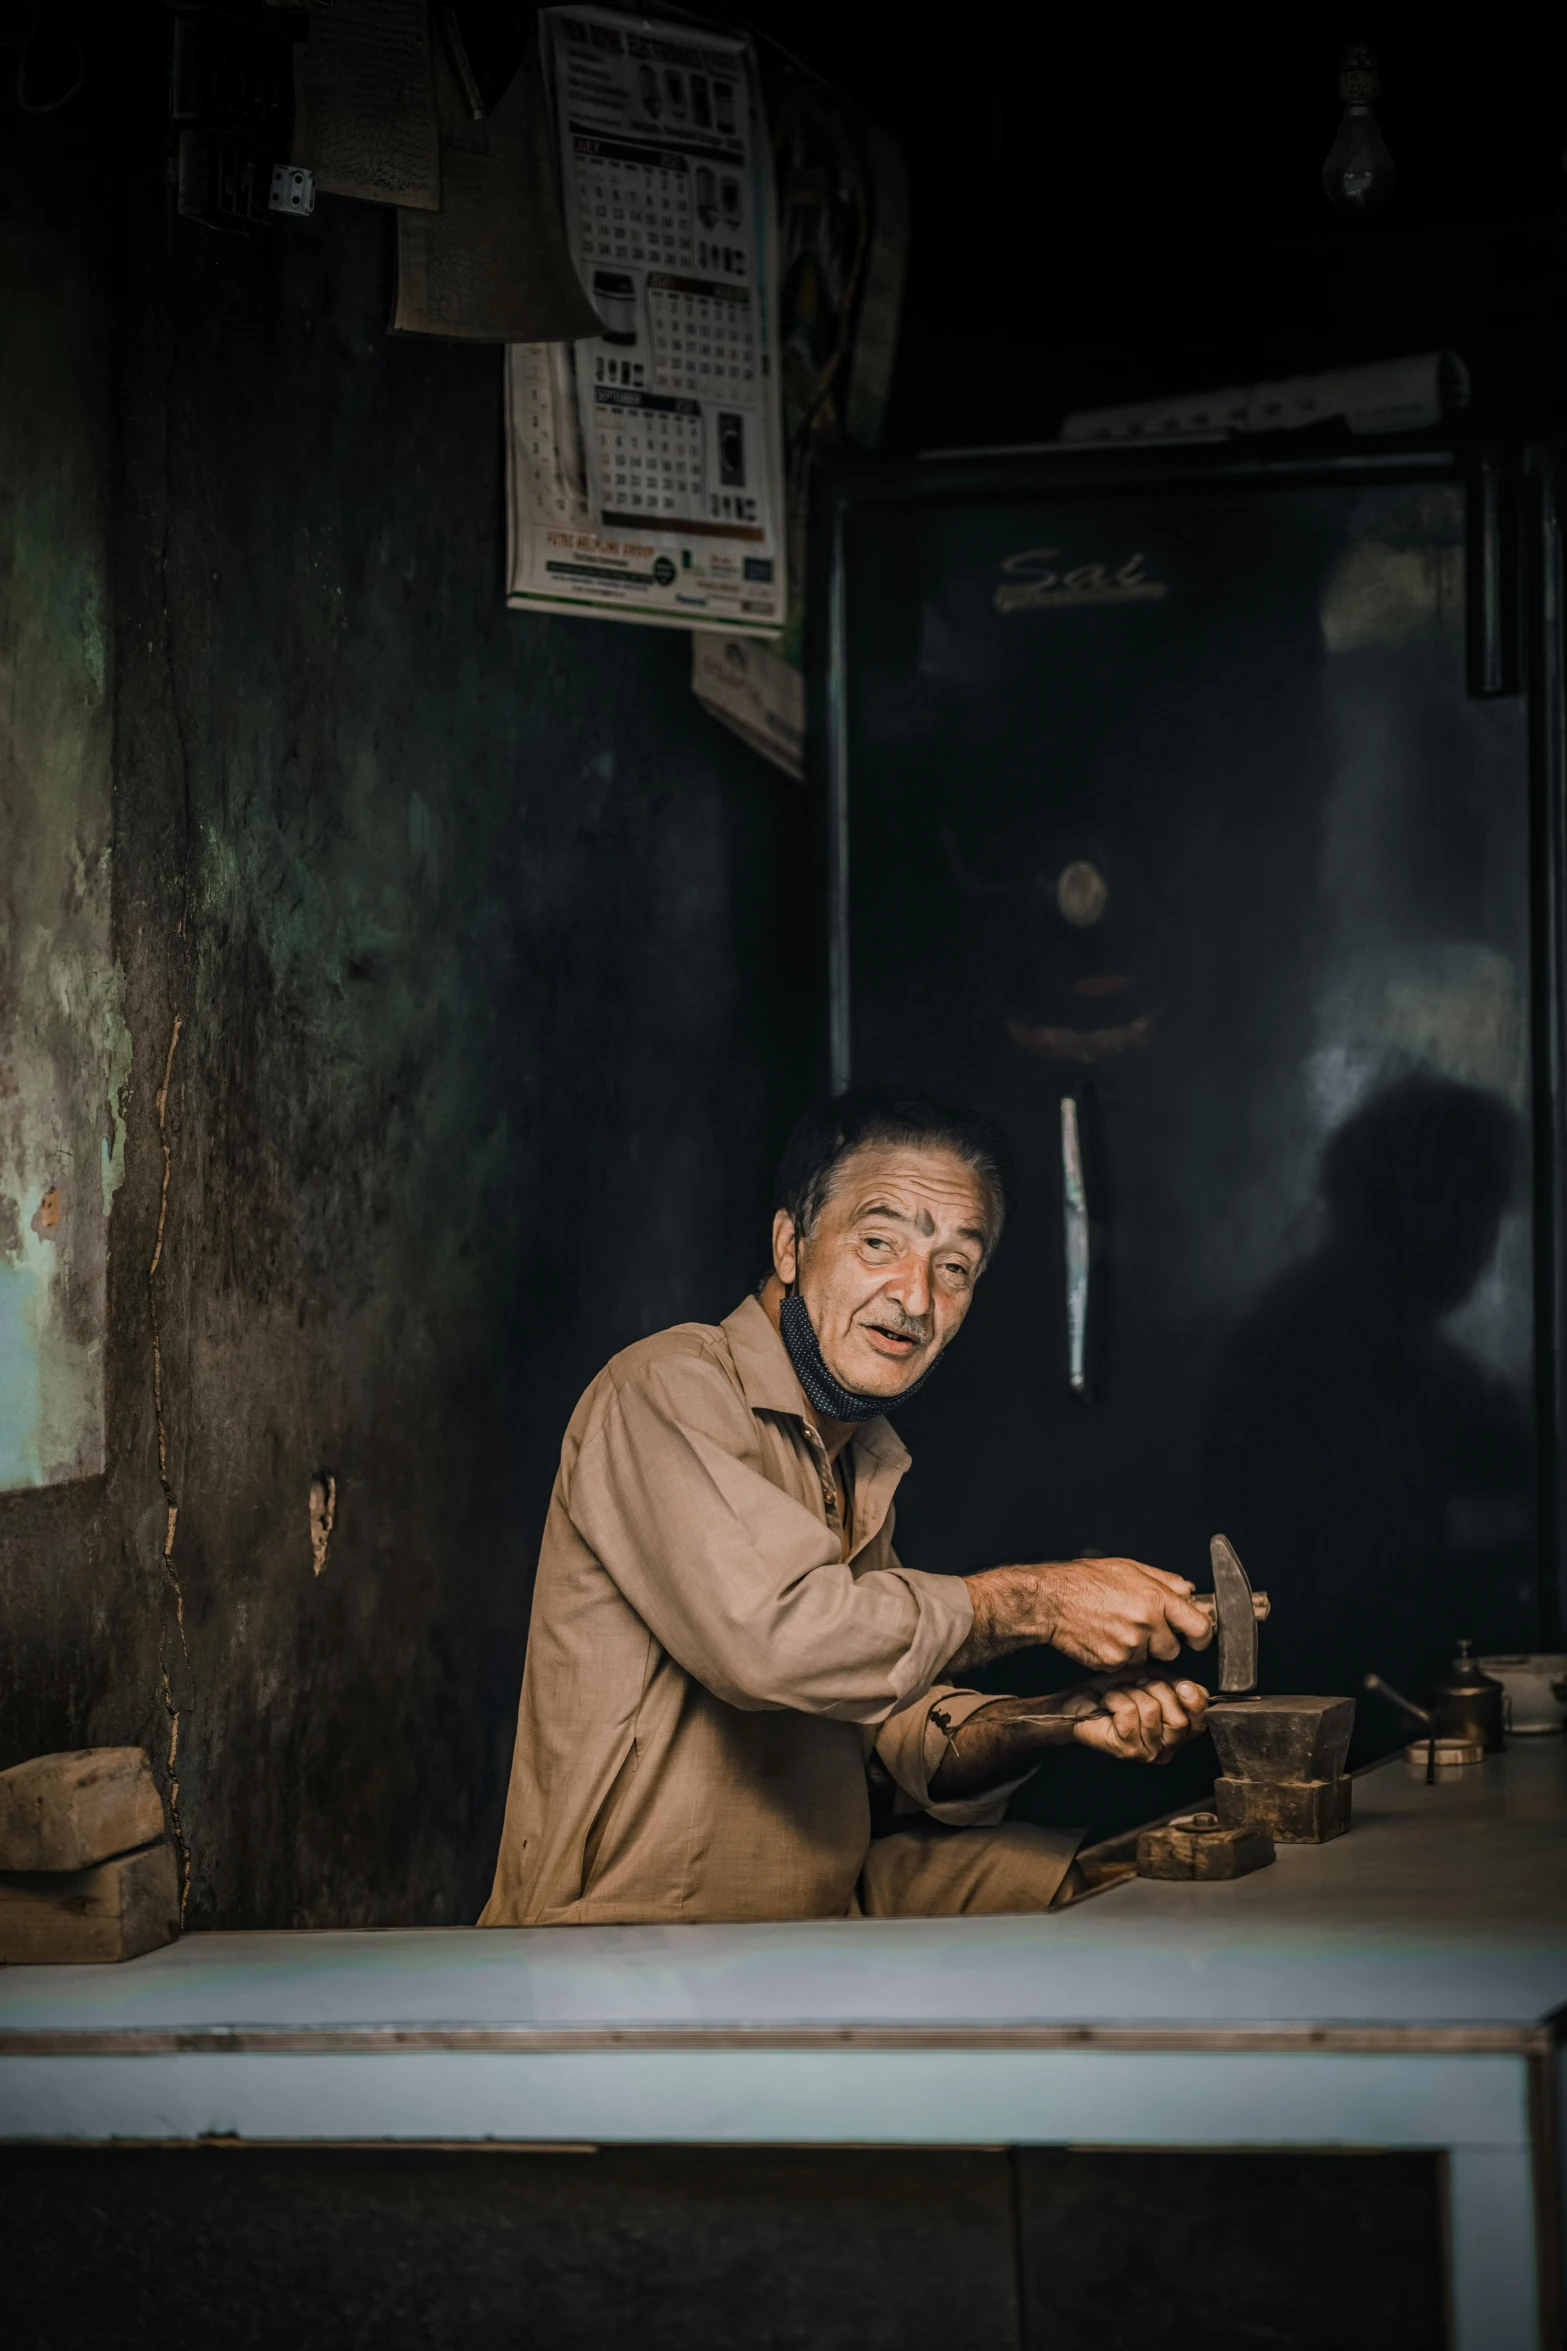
left=4, top=1741, right=1563, bottom=2347
left=1, top=1741, right=1563, bottom=2046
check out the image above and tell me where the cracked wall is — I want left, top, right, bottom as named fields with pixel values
left=0, top=214, right=129, bottom=1492
left=0, top=33, right=817, bottom=1928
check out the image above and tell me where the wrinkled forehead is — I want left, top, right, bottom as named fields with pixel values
left=822, top=1140, right=998, bottom=1248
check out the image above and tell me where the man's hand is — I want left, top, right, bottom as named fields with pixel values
left=1071, top=1673, right=1209, bottom=1765
left=925, top=1673, right=1210, bottom=1800
left=947, top=1556, right=1213, bottom=1676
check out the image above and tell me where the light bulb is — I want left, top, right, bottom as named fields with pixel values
left=1322, top=42, right=1396, bottom=216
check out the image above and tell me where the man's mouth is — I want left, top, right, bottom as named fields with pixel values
left=863, top=1321, right=924, bottom=1356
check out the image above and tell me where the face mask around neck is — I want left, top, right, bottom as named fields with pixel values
left=778, top=1291, right=943, bottom=1423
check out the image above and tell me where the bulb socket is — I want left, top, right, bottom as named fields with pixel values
left=1338, top=41, right=1381, bottom=107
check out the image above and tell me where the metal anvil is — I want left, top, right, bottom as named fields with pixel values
left=1201, top=1536, right=1356, bottom=1845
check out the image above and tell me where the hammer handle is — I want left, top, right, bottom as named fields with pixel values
left=1193, top=1591, right=1270, bottom=1624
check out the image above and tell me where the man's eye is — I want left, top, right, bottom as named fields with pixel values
left=862, top=1235, right=893, bottom=1252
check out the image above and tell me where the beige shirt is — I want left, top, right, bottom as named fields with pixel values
left=481, top=1294, right=1028, bottom=1925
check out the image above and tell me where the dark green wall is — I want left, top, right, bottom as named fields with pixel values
left=0, top=34, right=816, bottom=1928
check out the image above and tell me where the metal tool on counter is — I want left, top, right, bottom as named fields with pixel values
left=1363, top=1677, right=1447, bottom=1783
left=1134, top=1535, right=1354, bottom=1878
left=1432, top=1642, right=1506, bottom=1750
left=1363, top=1643, right=1504, bottom=1782
left=1136, top=1809, right=1275, bottom=1881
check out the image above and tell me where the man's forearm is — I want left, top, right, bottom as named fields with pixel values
left=945, top=1565, right=1060, bottom=1674
left=946, top=1555, right=1213, bottom=1676
left=927, top=1692, right=1098, bottom=1799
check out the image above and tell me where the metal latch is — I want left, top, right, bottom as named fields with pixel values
left=269, top=166, right=316, bottom=218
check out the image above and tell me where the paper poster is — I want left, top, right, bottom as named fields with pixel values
left=292, top=0, right=440, bottom=211
left=394, top=40, right=600, bottom=343
left=692, top=78, right=909, bottom=765
left=504, top=6, right=785, bottom=633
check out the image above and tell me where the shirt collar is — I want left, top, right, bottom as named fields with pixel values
left=720, top=1294, right=912, bottom=1474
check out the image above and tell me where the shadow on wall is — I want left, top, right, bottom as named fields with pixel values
left=1203, top=1074, right=1532, bottom=1721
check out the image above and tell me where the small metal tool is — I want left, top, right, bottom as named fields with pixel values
left=1136, top=1811, right=1274, bottom=1881
left=1364, top=1672, right=1439, bottom=1783
left=1362, top=1670, right=1429, bottom=1726
left=1364, top=1657, right=1500, bottom=1784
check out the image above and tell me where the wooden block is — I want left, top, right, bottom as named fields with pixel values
left=1213, top=1772, right=1353, bottom=1844
left=0, top=1748, right=165, bottom=1872
left=1136, top=1813, right=1275, bottom=1881
left=0, top=1840, right=180, bottom=1963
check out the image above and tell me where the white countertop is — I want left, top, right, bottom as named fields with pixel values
left=2, top=1742, right=1563, bottom=2049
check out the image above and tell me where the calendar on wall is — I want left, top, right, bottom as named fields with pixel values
left=504, top=6, right=785, bottom=633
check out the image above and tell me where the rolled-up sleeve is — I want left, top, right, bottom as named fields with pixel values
left=566, top=1345, right=973, bottom=1723
left=875, top=1684, right=1042, bottom=1828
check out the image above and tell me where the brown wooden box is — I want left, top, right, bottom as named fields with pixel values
left=0, top=1841, right=180, bottom=1964
left=0, top=1749, right=165, bottom=1874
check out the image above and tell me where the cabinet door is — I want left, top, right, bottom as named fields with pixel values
left=839, top=475, right=1536, bottom=1828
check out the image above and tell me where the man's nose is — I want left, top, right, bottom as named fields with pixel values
left=888, top=1256, right=933, bottom=1318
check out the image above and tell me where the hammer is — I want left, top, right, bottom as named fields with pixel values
left=1192, top=1535, right=1269, bottom=1694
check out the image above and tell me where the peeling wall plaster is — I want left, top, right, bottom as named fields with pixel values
left=0, top=54, right=816, bottom=1932
left=0, top=222, right=129, bottom=1492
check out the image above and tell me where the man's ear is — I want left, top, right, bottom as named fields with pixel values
left=771, top=1208, right=799, bottom=1287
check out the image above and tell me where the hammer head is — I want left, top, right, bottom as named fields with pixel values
left=1210, top=1533, right=1258, bottom=1693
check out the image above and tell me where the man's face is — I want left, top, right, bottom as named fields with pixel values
left=772, top=1142, right=993, bottom=1400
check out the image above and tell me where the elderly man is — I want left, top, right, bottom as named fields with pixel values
left=482, top=1088, right=1212, bottom=1925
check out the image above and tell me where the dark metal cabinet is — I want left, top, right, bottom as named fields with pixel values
left=817, top=446, right=1566, bottom=1828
